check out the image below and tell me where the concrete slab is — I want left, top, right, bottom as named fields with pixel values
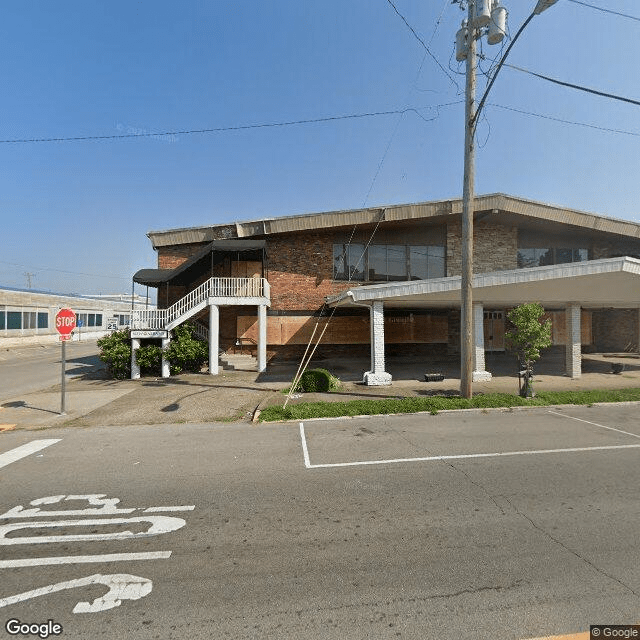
left=0, top=389, right=135, bottom=428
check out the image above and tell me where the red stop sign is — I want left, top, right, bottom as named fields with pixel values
left=55, top=308, right=77, bottom=335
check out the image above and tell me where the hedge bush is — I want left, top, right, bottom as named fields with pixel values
left=164, top=323, right=209, bottom=374
left=135, top=344, right=163, bottom=376
left=295, top=368, right=341, bottom=393
left=97, top=329, right=131, bottom=380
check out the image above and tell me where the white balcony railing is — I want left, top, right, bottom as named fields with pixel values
left=131, top=277, right=270, bottom=330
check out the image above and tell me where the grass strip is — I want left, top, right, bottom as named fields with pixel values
left=259, top=388, right=640, bottom=422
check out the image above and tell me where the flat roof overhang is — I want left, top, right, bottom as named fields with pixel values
left=326, top=257, right=640, bottom=310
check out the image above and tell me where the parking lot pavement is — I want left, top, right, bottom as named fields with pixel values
left=1, top=405, right=638, bottom=639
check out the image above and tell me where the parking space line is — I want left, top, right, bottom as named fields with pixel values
left=0, top=439, right=61, bottom=470
left=299, top=423, right=312, bottom=468
left=299, top=419, right=640, bottom=469
left=548, top=410, right=640, bottom=440
left=0, top=551, right=172, bottom=569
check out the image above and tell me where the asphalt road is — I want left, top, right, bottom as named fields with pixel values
left=0, top=405, right=638, bottom=639
left=0, top=342, right=102, bottom=402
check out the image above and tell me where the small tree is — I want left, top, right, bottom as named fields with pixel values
left=505, top=303, right=552, bottom=398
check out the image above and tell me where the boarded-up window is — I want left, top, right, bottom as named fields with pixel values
left=237, top=314, right=448, bottom=345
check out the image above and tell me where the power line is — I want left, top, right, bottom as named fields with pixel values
left=566, top=0, right=640, bottom=22
left=0, top=106, right=460, bottom=145
left=504, top=63, right=640, bottom=107
left=384, top=0, right=460, bottom=91
left=488, top=101, right=640, bottom=138
left=0, top=259, right=131, bottom=280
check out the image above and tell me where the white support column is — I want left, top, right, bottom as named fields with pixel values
left=131, top=338, right=140, bottom=380
left=209, top=304, right=219, bottom=376
left=472, top=303, right=492, bottom=382
left=363, top=301, right=392, bottom=386
left=565, top=303, right=582, bottom=378
left=161, top=336, right=170, bottom=378
left=257, top=305, right=267, bottom=373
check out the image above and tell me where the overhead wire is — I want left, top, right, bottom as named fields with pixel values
left=0, top=259, right=132, bottom=281
left=504, top=63, right=640, bottom=108
left=0, top=106, right=461, bottom=145
left=487, top=101, right=640, bottom=138
left=384, top=0, right=460, bottom=91
left=566, top=0, right=640, bottom=22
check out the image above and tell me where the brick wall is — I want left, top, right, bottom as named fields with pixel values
left=592, top=309, right=638, bottom=352
left=592, top=238, right=640, bottom=260
left=446, top=221, right=517, bottom=276
left=158, top=243, right=209, bottom=270
left=267, top=231, right=346, bottom=311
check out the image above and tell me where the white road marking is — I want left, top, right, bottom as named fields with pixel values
left=1, top=495, right=196, bottom=519
left=0, top=573, right=152, bottom=613
left=301, top=435, right=640, bottom=469
left=1, top=494, right=135, bottom=519
left=548, top=410, right=640, bottom=440
left=299, top=423, right=311, bottom=468
left=0, top=515, right=186, bottom=545
left=0, top=551, right=171, bottom=569
left=143, top=505, right=195, bottom=512
left=0, top=439, right=61, bottom=470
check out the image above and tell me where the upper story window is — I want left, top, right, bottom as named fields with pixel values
left=517, top=248, right=588, bottom=269
left=333, top=244, right=445, bottom=282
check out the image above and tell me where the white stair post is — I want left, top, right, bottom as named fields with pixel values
left=257, top=304, right=267, bottom=373
left=161, top=335, right=171, bottom=378
left=209, top=303, right=219, bottom=375
left=131, top=338, right=140, bottom=380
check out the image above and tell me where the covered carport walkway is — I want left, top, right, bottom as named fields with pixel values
left=326, top=257, right=640, bottom=385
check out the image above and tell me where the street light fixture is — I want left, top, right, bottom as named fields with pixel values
left=457, top=0, right=558, bottom=398
left=534, top=0, right=559, bottom=15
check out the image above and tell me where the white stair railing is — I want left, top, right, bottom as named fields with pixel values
left=132, top=277, right=268, bottom=330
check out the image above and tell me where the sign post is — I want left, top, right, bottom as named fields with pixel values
left=55, top=309, right=76, bottom=415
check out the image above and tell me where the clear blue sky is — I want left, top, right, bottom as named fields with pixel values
left=1, top=0, right=638, bottom=296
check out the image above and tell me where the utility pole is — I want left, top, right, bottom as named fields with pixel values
left=460, top=0, right=477, bottom=399
left=456, top=0, right=557, bottom=398
left=24, top=272, right=35, bottom=289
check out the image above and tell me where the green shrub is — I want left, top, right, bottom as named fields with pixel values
left=163, top=323, right=209, bottom=374
left=97, top=329, right=131, bottom=380
left=135, top=344, right=163, bottom=376
left=295, top=368, right=341, bottom=393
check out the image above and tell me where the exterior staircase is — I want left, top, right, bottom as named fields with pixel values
left=131, top=277, right=270, bottom=332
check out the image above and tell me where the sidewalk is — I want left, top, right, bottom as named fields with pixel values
left=1, top=349, right=639, bottom=431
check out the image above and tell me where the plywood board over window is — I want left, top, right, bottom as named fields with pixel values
left=542, top=311, right=592, bottom=345
left=237, top=314, right=448, bottom=345
left=230, top=261, right=262, bottom=278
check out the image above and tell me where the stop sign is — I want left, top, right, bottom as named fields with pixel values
left=55, top=308, right=76, bottom=335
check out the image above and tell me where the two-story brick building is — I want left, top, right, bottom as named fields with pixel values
left=132, top=193, right=640, bottom=383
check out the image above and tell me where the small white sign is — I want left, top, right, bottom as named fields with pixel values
left=130, top=330, right=167, bottom=339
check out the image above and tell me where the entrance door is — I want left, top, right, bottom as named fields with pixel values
left=231, top=261, right=263, bottom=296
left=483, top=310, right=505, bottom=351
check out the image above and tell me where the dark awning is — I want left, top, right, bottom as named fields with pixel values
left=133, top=269, right=174, bottom=286
left=133, top=239, right=266, bottom=287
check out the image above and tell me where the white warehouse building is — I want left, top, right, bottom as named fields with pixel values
left=0, top=287, right=153, bottom=347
